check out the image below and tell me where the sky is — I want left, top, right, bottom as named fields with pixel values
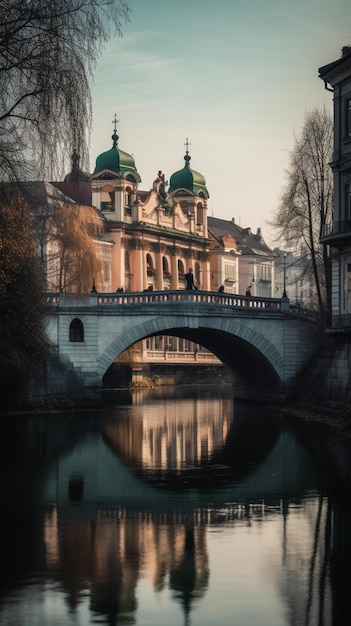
left=90, top=0, right=350, bottom=244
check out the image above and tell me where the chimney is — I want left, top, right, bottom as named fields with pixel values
left=342, top=46, right=351, bottom=57
left=256, top=227, right=262, bottom=237
left=231, top=217, right=235, bottom=224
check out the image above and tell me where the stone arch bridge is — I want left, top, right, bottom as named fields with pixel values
left=44, top=290, right=320, bottom=402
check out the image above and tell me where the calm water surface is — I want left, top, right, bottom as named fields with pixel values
left=1, top=386, right=351, bottom=626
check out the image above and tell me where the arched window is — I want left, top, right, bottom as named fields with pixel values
left=178, top=259, right=185, bottom=283
left=69, top=318, right=84, bottom=342
left=146, top=253, right=155, bottom=277
left=162, top=257, right=170, bottom=276
left=195, top=262, right=201, bottom=288
left=124, top=186, right=133, bottom=216
left=197, top=202, right=204, bottom=225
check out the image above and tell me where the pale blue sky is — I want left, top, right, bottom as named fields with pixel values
left=90, top=0, right=350, bottom=243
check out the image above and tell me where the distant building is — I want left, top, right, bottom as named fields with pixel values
left=208, top=217, right=275, bottom=297
left=273, top=248, right=316, bottom=308
left=319, top=46, right=351, bottom=327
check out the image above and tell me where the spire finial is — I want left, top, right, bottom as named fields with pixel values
left=71, top=149, right=80, bottom=171
left=111, top=113, right=119, bottom=147
left=184, top=138, right=191, bottom=167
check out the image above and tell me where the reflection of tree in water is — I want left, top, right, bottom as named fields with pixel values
left=276, top=495, right=333, bottom=626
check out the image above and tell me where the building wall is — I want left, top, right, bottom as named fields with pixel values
left=319, top=48, right=351, bottom=325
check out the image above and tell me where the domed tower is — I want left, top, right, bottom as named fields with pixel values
left=91, top=115, right=141, bottom=222
left=168, top=140, right=209, bottom=237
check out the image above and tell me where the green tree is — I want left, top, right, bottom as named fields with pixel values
left=272, top=107, right=333, bottom=319
left=0, top=194, right=48, bottom=403
left=0, top=0, right=130, bottom=180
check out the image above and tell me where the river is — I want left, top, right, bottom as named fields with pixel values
left=1, top=386, right=350, bottom=626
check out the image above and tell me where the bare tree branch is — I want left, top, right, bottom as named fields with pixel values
left=270, top=107, right=333, bottom=318
left=0, top=0, right=130, bottom=180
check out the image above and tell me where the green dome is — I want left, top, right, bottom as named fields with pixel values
left=169, top=151, right=209, bottom=198
left=93, top=131, right=141, bottom=182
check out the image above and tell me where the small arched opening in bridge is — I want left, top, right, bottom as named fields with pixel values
left=69, top=318, right=84, bottom=342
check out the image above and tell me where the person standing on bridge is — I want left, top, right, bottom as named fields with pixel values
left=185, top=268, right=196, bottom=290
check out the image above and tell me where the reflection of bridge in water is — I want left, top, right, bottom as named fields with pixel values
left=41, top=404, right=332, bottom=626
left=44, top=290, right=320, bottom=402
left=44, top=406, right=318, bottom=511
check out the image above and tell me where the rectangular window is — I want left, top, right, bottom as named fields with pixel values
left=256, top=265, right=271, bottom=281
left=224, top=263, right=236, bottom=280
left=101, top=201, right=113, bottom=211
left=347, top=98, right=351, bottom=137
left=345, top=182, right=351, bottom=227
left=344, top=262, right=351, bottom=313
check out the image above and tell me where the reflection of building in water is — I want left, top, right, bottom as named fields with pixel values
left=43, top=507, right=209, bottom=625
left=103, top=397, right=231, bottom=470
left=42, top=498, right=333, bottom=626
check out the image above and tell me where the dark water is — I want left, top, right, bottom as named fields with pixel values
left=1, top=386, right=351, bottom=626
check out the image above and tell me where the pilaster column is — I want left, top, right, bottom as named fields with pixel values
left=200, top=252, right=211, bottom=291
left=155, top=243, right=164, bottom=290
left=170, top=246, right=180, bottom=290
left=129, top=238, right=145, bottom=291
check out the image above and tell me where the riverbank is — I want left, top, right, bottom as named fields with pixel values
left=0, top=395, right=103, bottom=416
left=276, top=404, right=351, bottom=443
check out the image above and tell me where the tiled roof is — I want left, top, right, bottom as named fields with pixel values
left=208, top=216, right=273, bottom=257
left=0, top=181, right=75, bottom=209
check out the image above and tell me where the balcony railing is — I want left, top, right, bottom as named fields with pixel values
left=143, top=350, right=221, bottom=364
left=321, top=220, right=351, bottom=238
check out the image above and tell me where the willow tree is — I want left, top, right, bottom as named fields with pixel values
left=272, top=107, right=333, bottom=319
left=46, top=203, right=104, bottom=293
left=0, top=0, right=130, bottom=180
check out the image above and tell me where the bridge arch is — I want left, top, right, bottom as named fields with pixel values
left=97, top=314, right=284, bottom=390
left=43, top=291, right=319, bottom=402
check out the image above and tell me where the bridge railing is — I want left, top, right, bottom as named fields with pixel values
left=45, top=290, right=288, bottom=311
left=44, top=290, right=319, bottom=320
left=94, top=290, right=285, bottom=309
